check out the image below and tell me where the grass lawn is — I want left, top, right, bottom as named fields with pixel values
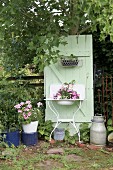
left=0, top=140, right=113, bottom=170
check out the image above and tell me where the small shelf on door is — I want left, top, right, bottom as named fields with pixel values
left=45, top=98, right=82, bottom=105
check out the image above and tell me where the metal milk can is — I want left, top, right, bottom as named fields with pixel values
left=90, top=116, right=107, bottom=146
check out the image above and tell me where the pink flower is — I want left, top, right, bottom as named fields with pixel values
left=26, top=101, right=31, bottom=104
left=69, top=84, right=73, bottom=90
left=20, top=102, right=24, bottom=106
left=72, top=96, right=76, bottom=99
left=67, top=90, right=72, bottom=92
left=55, top=93, right=61, bottom=99
left=28, top=112, right=32, bottom=116
left=23, top=113, right=29, bottom=120
left=27, top=104, right=32, bottom=109
left=77, top=94, right=80, bottom=98
left=24, top=108, right=30, bottom=112
left=14, top=104, right=21, bottom=109
left=18, top=109, right=22, bottom=113
left=58, top=93, right=61, bottom=96
left=57, top=95, right=61, bottom=99
left=72, top=91, right=76, bottom=95
left=54, top=81, right=80, bottom=100
left=63, top=84, right=68, bottom=88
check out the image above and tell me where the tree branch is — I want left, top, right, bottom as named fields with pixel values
left=78, top=25, right=91, bottom=35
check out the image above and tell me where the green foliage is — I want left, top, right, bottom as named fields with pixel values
left=0, top=146, right=20, bottom=160
left=1, top=141, right=113, bottom=169
left=93, top=31, right=113, bottom=117
left=107, top=119, right=113, bottom=135
left=1, top=0, right=113, bottom=72
left=64, top=123, right=90, bottom=144
left=0, top=134, right=9, bottom=149
left=38, top=120, right=53, bottom=141
left=93, top=32, right=113, bottom=76
left=14, top=101, right=44, bottom=125
left=0, top=81, right=20, bottom=131
left=64, top=130, right=78, bottom=145
left=79, top=122, right=90, bottom=143
left=0, top=78, right=44, bottom=131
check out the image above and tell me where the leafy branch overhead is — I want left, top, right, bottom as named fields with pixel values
left=0, top=0, right=113, bottom=72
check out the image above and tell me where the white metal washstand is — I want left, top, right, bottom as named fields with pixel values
left=45, top=84, right=85, bottom=142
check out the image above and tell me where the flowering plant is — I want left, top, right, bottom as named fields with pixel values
left=53, top=80, right=80, bottom=100
left=14, top=101, right=43, bottom=125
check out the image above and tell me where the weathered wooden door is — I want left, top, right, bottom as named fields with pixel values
left=44, top=35, right=94, bottom=132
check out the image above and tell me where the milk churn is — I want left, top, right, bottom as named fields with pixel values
left=90, top=115, right=107, bottom=146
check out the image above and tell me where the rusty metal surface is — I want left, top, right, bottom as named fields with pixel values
left=97, top=76, right=113, bottom=126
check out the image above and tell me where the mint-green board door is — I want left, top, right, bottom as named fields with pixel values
left=44, top=35, right=94, bottom=132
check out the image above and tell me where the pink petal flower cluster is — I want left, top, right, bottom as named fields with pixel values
left=14, top=101, right=33, bottom=121
left=14, top=101, right=43, bottom=123
left=54, top=83, right=80, bottom=99
left=14, top=104, right=21, bottom=109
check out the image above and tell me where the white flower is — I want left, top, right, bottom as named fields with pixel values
left=37, top=102, right=42, bottom=107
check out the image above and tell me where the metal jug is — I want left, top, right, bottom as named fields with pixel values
left=90, top=115, right=106, bottom=146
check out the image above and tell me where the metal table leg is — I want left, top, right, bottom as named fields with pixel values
left=47, top=100, right=83, bottom=142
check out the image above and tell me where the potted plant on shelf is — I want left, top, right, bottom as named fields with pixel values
left=53, top=80, right=80, bottom=105
left=14, top=101, right=43, bottom=133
